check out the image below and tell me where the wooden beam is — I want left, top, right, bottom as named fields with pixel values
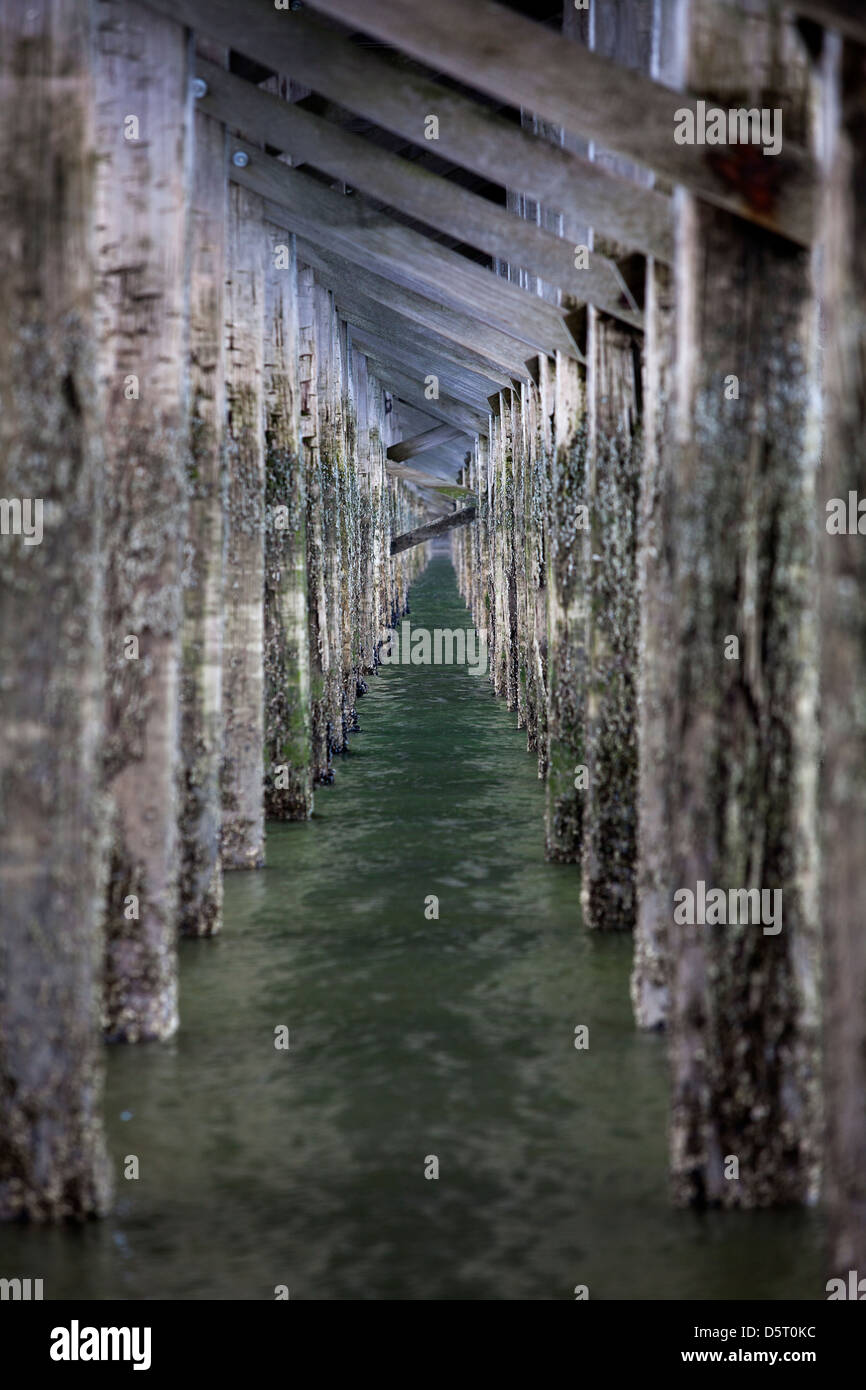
left=197, top=58, right=644, bottom=327
left=361, top=356, right=487, bottom=435
left=293, top=238, right=538, bottom=378
left=229, top=139, right=581, bottom=356
left=350, top=336, right=490, bottom=418
left=322, top=278, right=515, bottom=389
left=390, top=507, right=477, bottom=555
left=305, top=0, right=815, bottom=247
left=143, top=0, right=672, bottom=260
left=348, top=327, right=495, bottom=412
left=385, top=462, right=471, bottom=492
left=387, top=425, right=466, bottom=464
left=793, top=1, right=866, bottom=44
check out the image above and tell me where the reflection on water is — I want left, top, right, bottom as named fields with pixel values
left=0, top=553, right=823, bottom=1299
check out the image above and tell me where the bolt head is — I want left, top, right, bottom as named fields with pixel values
left=192, top=77, right=207, bottom=99
left=232, top=150, right=250, bottom=168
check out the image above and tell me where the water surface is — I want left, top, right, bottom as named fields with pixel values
left=0, top=552, right=823, bottom=1299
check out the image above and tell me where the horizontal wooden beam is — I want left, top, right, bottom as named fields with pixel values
left=348, top=327, right=494, bottom=412
left=792, top=1, right=866, bottom=43
left=197, top=59, right=643, bottom=326
left=360, top=355, right=488, bottom=436
left=293, top=237, right=538, bottom=378
left=231, top=140, right=580, bottom=356
left=387, top=424, right=466, bottom=464
left=390, top=506, right=477, bottom=555
left=143, top=0, right=672, bottom=260
left=385, top=461, right=471, bottom=492
left=305, top=0, right=815, bottom=247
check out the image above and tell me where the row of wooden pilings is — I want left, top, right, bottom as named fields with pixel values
left=450, top=29, right=866, bottom=1277
left=0, top=0, right=427, bottom=1221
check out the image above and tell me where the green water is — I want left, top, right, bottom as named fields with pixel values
left=0, top=553, right=823, bottom=1299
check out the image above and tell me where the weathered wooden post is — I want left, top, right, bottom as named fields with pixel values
left=222, top=181, right=266, bottom=866
left=818, top=24, right=866, bottom=1279
left=95, top=0, right=191, bottom=1039
left=0, top=0, right=111, bottom=1220
left=179, top=51, right=228, bottom=936
left=297, top=261, right=331, bottom=784
left=631, top=254, right=676, bottom=1026
left=581, top=312, right=641, bottom=932
left=631, top=0, right=685, bottom=1027
left=263, top=229, right=313, bottom=819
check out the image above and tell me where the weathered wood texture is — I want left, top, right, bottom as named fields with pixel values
left=666, top=0, right=820, bottom=1207
left=818, top=30, right=866, bottom=1278
left=295, top=239, right=532, bottom=382
left=387, top=425, right=465, bottom=465
left=95, top=0, right=190, bottom=1041
left=631, top=258, right=676, bottom=1026
left=0, top=0, right=111, bottom=1221
left=144, top=0, right=673, bottom=259
left=391, top=507, right=476, bottom=555
left=577, top=4, right=647, bottom=932
left=631, top=0, right=685, bottom=1024
left=297, top=262, right=331, bottom=783
left=179, top=99, right=226, bottom=937
left=229, top=141, right=584, bottom=356
left=545, top=354, right=589, bottom=861
left=197, top=60, right=643, bottom=327
left=581, top=315, right=641, bottom=931
left=222, top=184, right=266, bottom=867
left=263, top=230, right=313, bottom=820
left=305, top=0, right=815, bottom=247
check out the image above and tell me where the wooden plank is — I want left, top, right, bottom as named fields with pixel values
left=793, top=1, right=866, bottom=43
left=228, top=139, right=581, bottom=356
left=360, top=355, right=488, bottom=435
left=305, top=0, right=815, bottom=247
left=391, top=507, right=477, bottom=555
left=320, top=277, right=515, bottom=389
left=197, top=58, right=644, bottom=326
left=387, top=425, right=466, bottom=464
left=348, top=326, right=496, bottom=412
left=293, top=237, right=537, bottom=378
left=143, top=0, right=672, bottom=260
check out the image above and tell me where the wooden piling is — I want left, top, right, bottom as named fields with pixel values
left=96, top=0, right=191, bottom=1040
left=222, top=183, right=266, bottom=867
left=179, top=75, right=228, bottom=936
left=0, top=0, right=111, bottom=1219
left=666, top=0, right=821, bottom=1207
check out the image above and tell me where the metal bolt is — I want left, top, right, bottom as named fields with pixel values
left=232, top=150, right=250, bottom=168
left=192, top=78, right=208, bottom=99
